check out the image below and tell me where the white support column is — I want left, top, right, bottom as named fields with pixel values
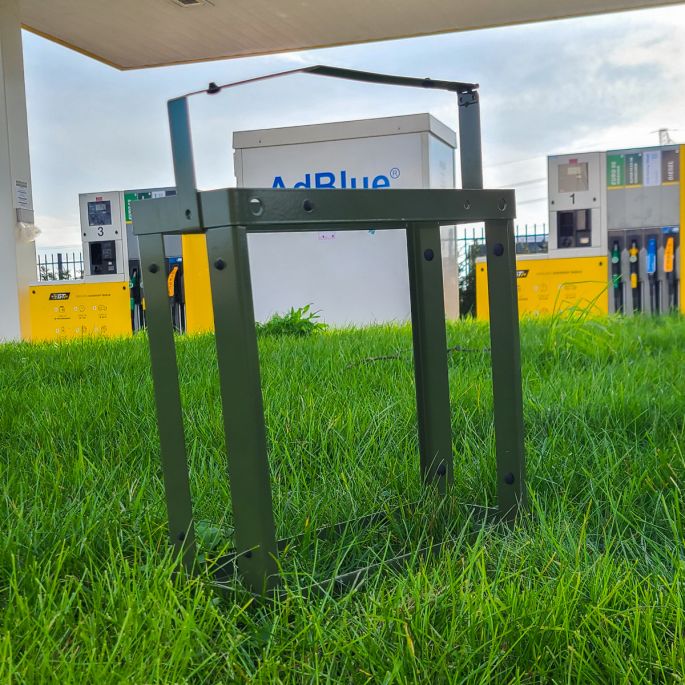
left=0, top=0, right=37, bottom=341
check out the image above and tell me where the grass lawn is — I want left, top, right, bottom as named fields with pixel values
left=1, top=315, right=684, bottom=683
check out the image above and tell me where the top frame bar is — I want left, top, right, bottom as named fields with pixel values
left=132, top=187, right=516, bottom=236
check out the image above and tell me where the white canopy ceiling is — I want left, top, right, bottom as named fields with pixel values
left=20, top=0, right=684, bottom=70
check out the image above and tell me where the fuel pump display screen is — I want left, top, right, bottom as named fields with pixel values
left=87, top=200, right=112, bottom=226
left=558, top=163, right=589, bottom=193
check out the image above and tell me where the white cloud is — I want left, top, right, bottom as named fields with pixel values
left=34, top=214, right=81, bottom=249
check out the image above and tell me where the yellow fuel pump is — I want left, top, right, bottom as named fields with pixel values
left=477, top=144, right=685, bottom=320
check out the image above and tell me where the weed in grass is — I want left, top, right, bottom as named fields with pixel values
left=256, top=304, right=328, bottom=337
left=0, top=316, right=684, bottom=682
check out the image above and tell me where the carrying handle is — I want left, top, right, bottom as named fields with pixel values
left=165, top=65, right=482, bottom=230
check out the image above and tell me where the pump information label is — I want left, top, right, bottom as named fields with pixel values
left=476, top=256, right=609, bottom=319
left=607, top=155, right=625, bottom=188
left=125, top=191, right=152, bottom=223
left=609, top=148, right=679, bottom=188
left=661, top=149, right=680, bottom=184
left=625, top=153, right=642, bottom=187
left=125, top=189, right=177, bottom=223
left=643, top=151, right=662, bottom=186
left=29, top=282, right=131, bottom=342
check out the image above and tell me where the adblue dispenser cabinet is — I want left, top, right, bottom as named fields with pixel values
left=182, top=113, right=461, bottom=332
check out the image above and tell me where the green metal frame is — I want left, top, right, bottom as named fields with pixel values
left=132, top=66, right=526, bottom=594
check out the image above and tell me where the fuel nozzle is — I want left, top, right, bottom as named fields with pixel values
left=664, top=236, right=676, bottom=310
left=611, top=239, right=623, bottom=313
left=628, top=239, right=641, bottom=313
left=646, top=237, right=659, bottom=314
left=129, top=268, right=141, bottom=308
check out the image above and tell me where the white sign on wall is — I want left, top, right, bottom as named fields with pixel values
left=13, top=179, right=31, bottom=210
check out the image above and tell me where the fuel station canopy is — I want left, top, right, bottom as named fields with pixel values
left=19, top=0, right=685, bottom=70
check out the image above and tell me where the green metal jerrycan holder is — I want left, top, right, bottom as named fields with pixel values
left=132, top=67, right=526, bottom=595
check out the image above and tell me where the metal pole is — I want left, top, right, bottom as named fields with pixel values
left=458, top=90, right=483, bottom=190
left=167, top=97, right=201, bottom=232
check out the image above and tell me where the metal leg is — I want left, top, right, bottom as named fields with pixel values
left=406, top=222, right=453, bottom=493
left=138, top=233, right=196, bottom=570
left=484, top=219, right=526, bottom=521
left=205, top=226, right=279, bottom=594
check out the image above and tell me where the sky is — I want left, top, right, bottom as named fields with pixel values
left=22, top=4, right=685, bottom=249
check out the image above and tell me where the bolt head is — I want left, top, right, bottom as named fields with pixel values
left=214, top=258, right=226, bottom=271
left=493, top=243, right=504, bottom=257
left=504, top=472, right=515, bottom=485
left=249, top=197, right=263, bottom=216
left=148, top=263, right=159, bottom=273
left=424, top=248, right=434, bottom=261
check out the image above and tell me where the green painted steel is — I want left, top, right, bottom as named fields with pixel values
left=458, top=91, right=483, bottom=190
left=137, top=233, right=196, bottom=570
left=167, top=97, right=201, bottom=233
left=406, top=222, right=453, bottom=492
left=132, top=188, right=516, bottom=235
left=205, top=226, right=279, bottom=593
left=134, top=203, right=528, bottom=592
left=188, top=65, right=476, bottom=99
left=484, top=219, right=527, bottom=520
left=303, top=65, right=476, bottom=93
left=132, top=67, right=526, bottom=593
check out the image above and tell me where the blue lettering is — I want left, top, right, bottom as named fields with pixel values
left=271, top=170, right=396, bottom=189
left=315, top=172, right=336, bottom=189
left=294, top=173, right=311, bottom=189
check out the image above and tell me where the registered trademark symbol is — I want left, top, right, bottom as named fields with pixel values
left=390, top=167, right=400, bottom=179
